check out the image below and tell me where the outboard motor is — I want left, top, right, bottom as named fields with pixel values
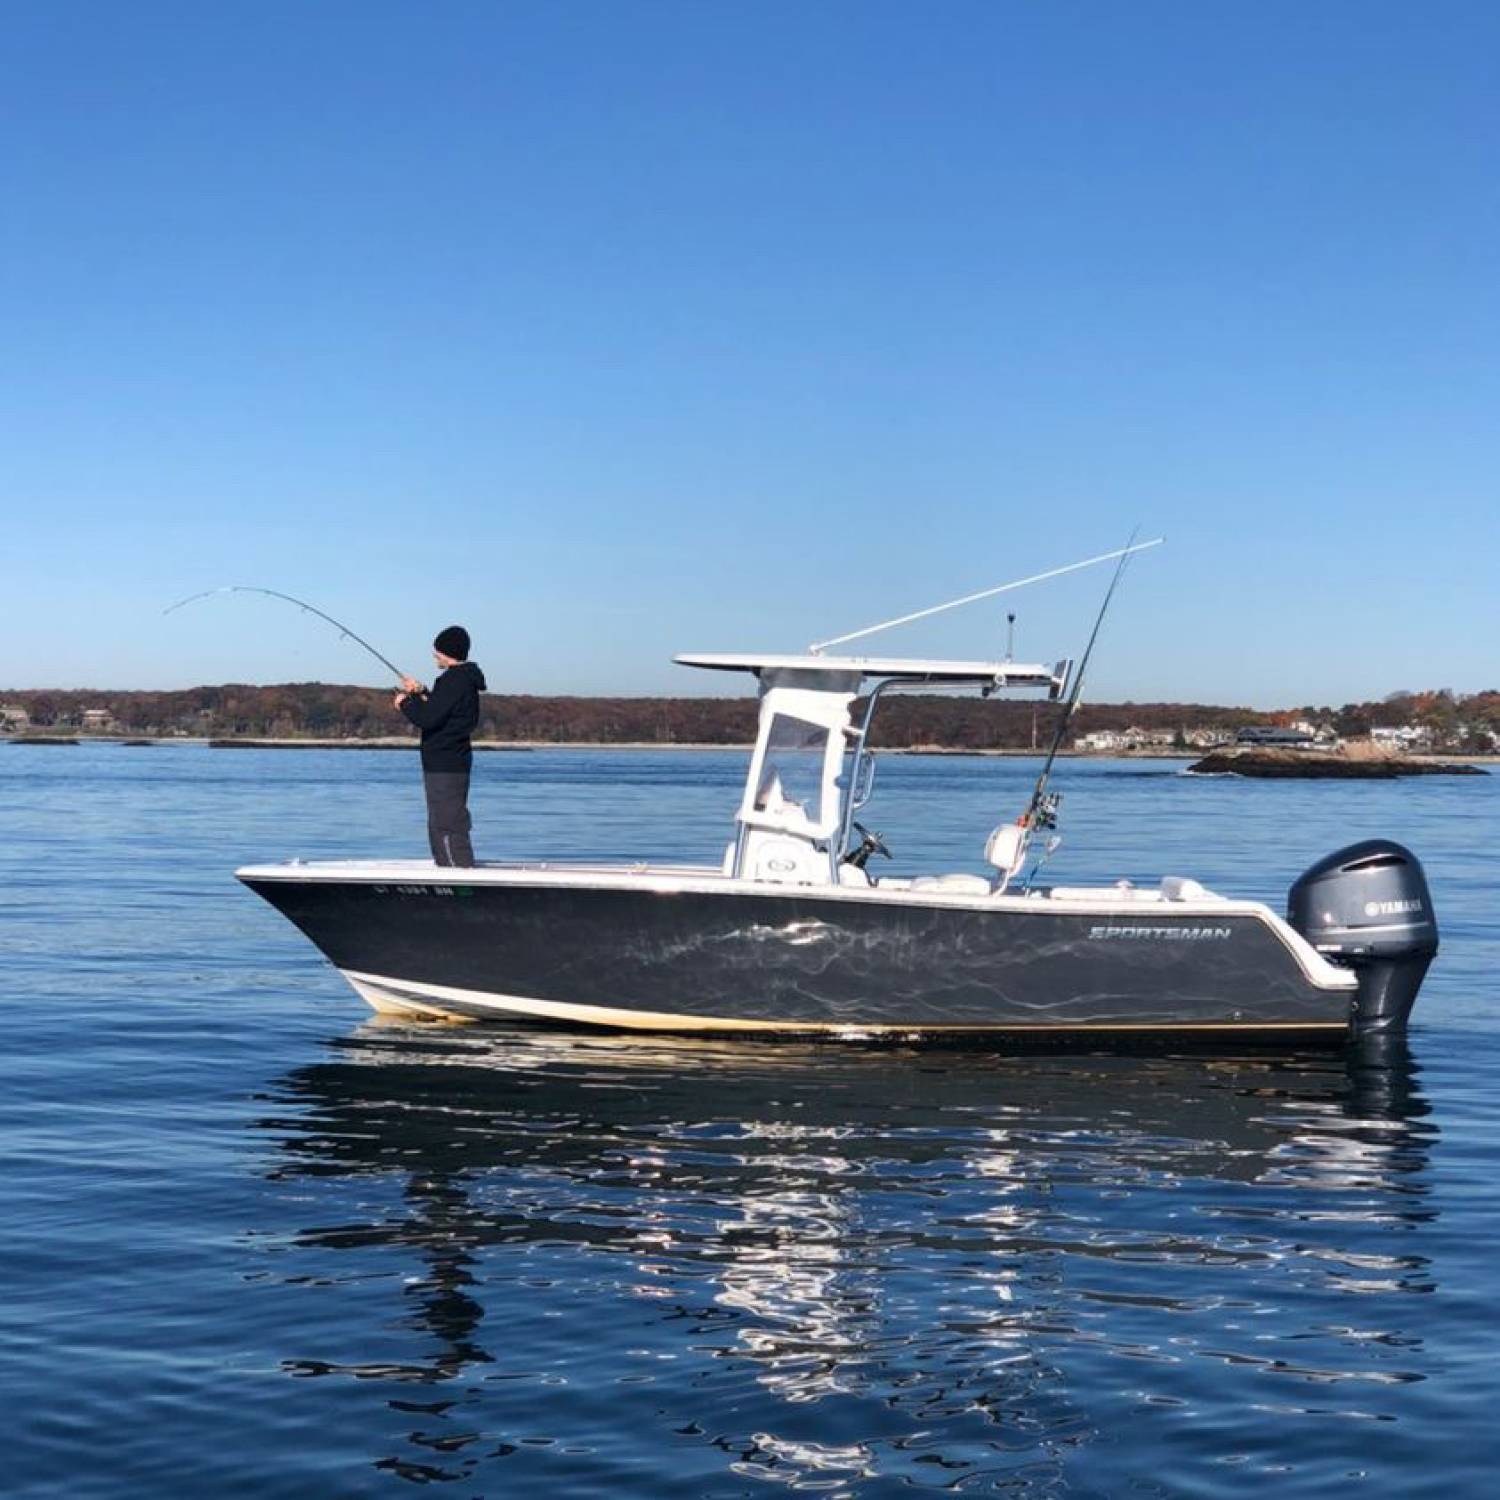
left=1287, top=840, right=1438, bottom=1036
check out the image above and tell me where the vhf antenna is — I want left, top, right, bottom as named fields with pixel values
left=809, top=539, right=1163, bottom=654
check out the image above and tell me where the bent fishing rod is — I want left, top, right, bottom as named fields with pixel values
left=163, top=586, right=409, bottom=684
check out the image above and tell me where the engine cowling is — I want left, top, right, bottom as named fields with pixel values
left=1287, top=840, right=1438, bottom=1036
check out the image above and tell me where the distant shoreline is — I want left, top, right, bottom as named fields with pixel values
left=5, top=683, right=1495, bottom=762
left=110, top=735, right=1207, bottom=758
left=7, top=734, right=1497, bottom=765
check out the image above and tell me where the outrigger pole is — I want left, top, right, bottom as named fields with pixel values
left=808, top=538, right=1163, bottom=654
left=163, top=586, right=409, bottom=684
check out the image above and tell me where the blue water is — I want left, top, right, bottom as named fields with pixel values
left=1, top=745, right=1495, bottom=1497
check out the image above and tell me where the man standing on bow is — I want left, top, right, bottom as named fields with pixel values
left=393, top=625, right=486, bottom=868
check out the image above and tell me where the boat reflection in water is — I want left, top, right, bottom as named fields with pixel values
left=254, top=1029, right=1439, bottom=1492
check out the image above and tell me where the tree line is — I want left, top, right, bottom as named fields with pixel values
left=3, top=683, right=1497, bottom=750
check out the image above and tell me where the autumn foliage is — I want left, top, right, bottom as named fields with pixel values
left=2, top=683, right=1496, bottom=751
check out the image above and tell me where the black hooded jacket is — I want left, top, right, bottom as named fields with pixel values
left=400, top=661, right=487, bottom=772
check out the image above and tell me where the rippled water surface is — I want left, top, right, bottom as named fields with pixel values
left=2, top=746, right=1495, bottom=1497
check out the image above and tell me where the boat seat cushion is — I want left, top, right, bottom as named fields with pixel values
left=1048, top=885, right=1163, bottom=903
left=1046, top=879, right=1225, bottom=903
left=909, top=873, right=994, bottom=895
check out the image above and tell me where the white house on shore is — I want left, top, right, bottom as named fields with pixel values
left=1, top=704, right=30, bottom=733
left=1075, top=729, right=1127, bottom=752
left=1183, top=727, right=1233, bottom=749
left=1371, top=724, right=1433, bottom=751
left=1074, top=726, right=1178, bottom=753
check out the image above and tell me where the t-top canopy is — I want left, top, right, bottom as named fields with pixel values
left=675, top=653, right=1069, bottom=695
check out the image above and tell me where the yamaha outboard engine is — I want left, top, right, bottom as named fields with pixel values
left=1287, top=840, right=1438, bottom=1036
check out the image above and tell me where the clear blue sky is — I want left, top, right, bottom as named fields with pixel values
left=2, top=1, right=1495, bottom=708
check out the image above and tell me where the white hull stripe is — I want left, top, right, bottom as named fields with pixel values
left=339, top=970, right=1348, bottom=1036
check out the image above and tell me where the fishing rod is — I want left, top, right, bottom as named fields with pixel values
left=1013, top=530, right=1153, bottom=884
left=163, top=586, right=409, bottom=684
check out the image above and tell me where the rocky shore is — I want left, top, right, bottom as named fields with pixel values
left=1187, top=747, right=1487, bottom=778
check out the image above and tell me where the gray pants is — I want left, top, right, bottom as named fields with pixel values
left=423, top=770, right=475, bottom=868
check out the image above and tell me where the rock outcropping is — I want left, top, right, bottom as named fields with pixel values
left=1187, top=747, right=1486, bottom=778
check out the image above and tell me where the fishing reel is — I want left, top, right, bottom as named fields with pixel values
left=844, top=821, right=893, bottom=869
left=1031, top=791, right=1062, bottom=833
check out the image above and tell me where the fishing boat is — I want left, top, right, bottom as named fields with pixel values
left=238, top=545, right=1438, bottom=1042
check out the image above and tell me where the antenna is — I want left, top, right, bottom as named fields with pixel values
left=1005, top=612, right=1016, bottom=662
left=808, top=539, right=1164, bottom=654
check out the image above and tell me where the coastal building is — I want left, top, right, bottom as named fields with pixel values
left=1183, top=727, right=1233, bottom=749
left=1, top=704, right=30, bottom=733
left=1236, top=725, right=1316, bottom=748
left=1371, top=724, right=1433, bottom=751
left=1075, top=727, right=1177, bottom=753
left=80, top=707, right=117, bottom=733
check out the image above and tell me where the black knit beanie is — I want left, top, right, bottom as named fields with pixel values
left=433, top=625, right=470, bottom=661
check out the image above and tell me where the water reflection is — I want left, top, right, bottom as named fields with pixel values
left=254, top=1031, right=1438, bottom=1493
